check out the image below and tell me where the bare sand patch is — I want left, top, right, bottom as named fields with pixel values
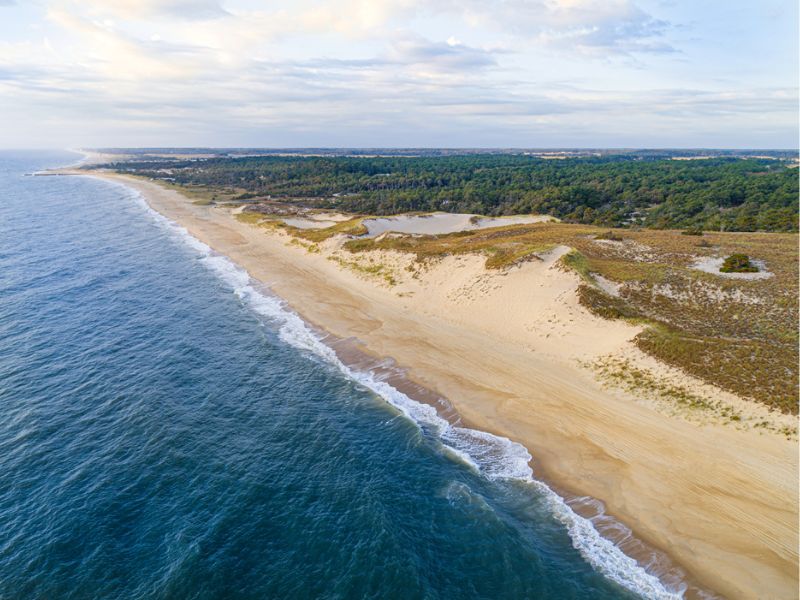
left=691, top=256, right=774, bottom=280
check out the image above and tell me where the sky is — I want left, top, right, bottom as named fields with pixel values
left=0, top=0, right=797, bottom=148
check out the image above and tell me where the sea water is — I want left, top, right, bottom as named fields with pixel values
left=0, top=151, right=682, bottom=599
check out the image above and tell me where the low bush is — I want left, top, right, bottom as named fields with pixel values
left=682, top=227, right=704, bottom=236
left=720, top=253, right=758, bottom=273
left=595, top=231, right=624, bottom=242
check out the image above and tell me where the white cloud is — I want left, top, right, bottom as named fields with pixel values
left=0, top=0, right=795, bottom=148
left=388, top=35, right=499, bottom=72
left=44, top=8, right=201, bottom=79
left=438, top=0, right=674, bottom=55
left=70, top=0, right=228, bottom=20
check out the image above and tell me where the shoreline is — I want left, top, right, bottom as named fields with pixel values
left=305, top=332, right=696, bottom=596
left=62, top=168, right=798, bottom=599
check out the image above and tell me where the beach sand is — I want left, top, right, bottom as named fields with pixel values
left=77, top=171, right=798, bottom=600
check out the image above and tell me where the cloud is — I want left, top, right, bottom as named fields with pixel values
left=388, top=36, right=499, bottom=71
left=68, top=0, right=228, bottom=20
left=297, top=0, right=420, bottom=38
left=44, top=8, right=205, bottom=79
left=428, top=0, right=675, bottom=55
left=0, top=0, right=795, bottom=148
left=646, top=88, right=799, bottom=118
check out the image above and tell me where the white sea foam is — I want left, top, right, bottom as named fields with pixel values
left=122, top=184, right=684, bottom=600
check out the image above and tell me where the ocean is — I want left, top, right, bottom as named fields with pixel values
left=0, top=151, right=681, bottom=599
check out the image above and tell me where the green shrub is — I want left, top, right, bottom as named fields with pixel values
left=595, top=230, right=624, bottom=241
left=560, top=250, right=593, bottom=283
left=720, top=253, right=758, bottom=273
left=681, top=227, right=704, bottom=236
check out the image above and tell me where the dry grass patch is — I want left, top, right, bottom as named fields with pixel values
left=156, top=179, right=247, bottom=205
left=329, top=255, right=398, bottom=286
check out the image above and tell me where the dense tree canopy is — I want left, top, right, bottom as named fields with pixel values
left=109, top=154, right=799, bottom=232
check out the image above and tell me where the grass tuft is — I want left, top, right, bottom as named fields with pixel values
left=720, top=253, right=758, bottom=273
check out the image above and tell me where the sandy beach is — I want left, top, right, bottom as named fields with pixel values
left=75, top=171, right=798, bottom=600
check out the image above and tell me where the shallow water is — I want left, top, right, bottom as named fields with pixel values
left=363, top=212, right=551, bottom=237
left=282, top=217, right=338, bottom=229
left=0, top=151, right=680, bottom=599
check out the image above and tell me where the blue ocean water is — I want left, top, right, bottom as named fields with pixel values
left=0, top=151, right=679, bottom=599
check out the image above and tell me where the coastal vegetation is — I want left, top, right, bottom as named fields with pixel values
left=101, top=157, right=799, bottom=413
left=595, top=230, right=625, bottom=241
left=99, top=153, right=799, bottom=232
left=339, top=222, right=798, bottom=413
left=591, top=356, right=742, bottom=421
left=720, top=253, right=758, bottom=273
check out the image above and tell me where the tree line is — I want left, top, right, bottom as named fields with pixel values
left=107, top=154, right=799, bottom=232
